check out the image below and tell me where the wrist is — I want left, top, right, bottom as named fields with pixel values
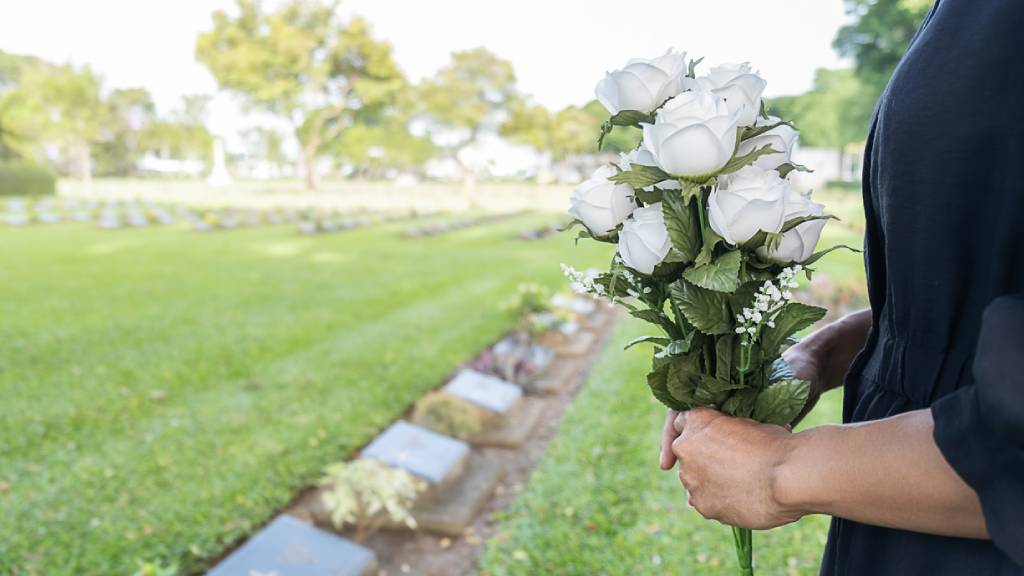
left=770, top=426, right=834, bottom=517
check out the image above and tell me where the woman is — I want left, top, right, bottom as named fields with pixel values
left=659, top=1, right=1023, bottom=574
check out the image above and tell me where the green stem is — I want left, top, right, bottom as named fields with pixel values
left=731, top=526, right=754, bottom=576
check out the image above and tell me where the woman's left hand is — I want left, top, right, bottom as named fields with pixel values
left=670, top=408, right=805, bottom=530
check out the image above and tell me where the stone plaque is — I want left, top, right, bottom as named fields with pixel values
left=361, top=421, right=469, bottom=485
left=443, top=369, right=522, bottom=414
left=206, top=515, right=376, bottom=576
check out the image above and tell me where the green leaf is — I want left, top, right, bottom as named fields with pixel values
left=768, top=357, right=795, bottom=383
left=752, top=379, right=810, bottom=425
left=715, top=335, right=734, bottom=382
left=557, top=218, right=585, bottom=233
left=630, top=308, right=682, bottom=339
left=719, top=144, right=779, bottom=175
left=682, top=250, right=741, bottom=292
left=661, top=191, right=700, bottom=263
left=761, top=302, right=827, bottom=355
left=740, top=120, right=791, bottom=141
left=610, top=109, right=654, bottom=127
left=721, top=388, right=759, bottom=418
left=687, top=56, right=704, bottom=79
left=666, top=356, right=700, bottom=407
left=801, top=244, right=861, bottom=266
left=666, top=334, right=694, bottom=356
left=777, top=162, right=812, bottom=178
left=647, top=363, right=684, bottom=410
left=635, top=188, right=663, bottom=204
left=669, top=279, right=732, bottom=335
left=624, top=335, right=671, bottom=351
left=608, top=164, right=671, bottom=189
left=693, top=373, right=744, bottom=406
left=694, top=227, right=724, bottom=266
left=780, top=213, right=836, bottom=235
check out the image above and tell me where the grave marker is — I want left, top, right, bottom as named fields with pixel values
left=206, top=515, right=376, bottom=576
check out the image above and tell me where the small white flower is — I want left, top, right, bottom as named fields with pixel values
left=735, top=327, right=746, bottom=334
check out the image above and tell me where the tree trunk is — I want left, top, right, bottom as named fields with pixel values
left=299, top=133, right=321, bottom=191
left=73, top=141, right=92, bottom=185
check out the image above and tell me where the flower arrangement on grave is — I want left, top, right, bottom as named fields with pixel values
left=411, top=391, right=483, bottom=440
left=320, top=459, right=425, bottom=542
left=562, top=51, right=855, bottom=576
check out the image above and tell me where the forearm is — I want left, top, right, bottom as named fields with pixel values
left=774, top=409, right=988, bottom=539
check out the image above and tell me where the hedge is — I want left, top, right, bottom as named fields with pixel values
left=0, top=161, right=56, bottom=196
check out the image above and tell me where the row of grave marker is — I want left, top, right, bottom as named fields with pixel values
left=206, top=297, right=611, bottom=576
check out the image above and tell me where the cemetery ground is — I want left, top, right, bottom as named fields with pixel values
left=0, top=209, right=607, bottom=575
left=0, top=184, right=865, bottom=575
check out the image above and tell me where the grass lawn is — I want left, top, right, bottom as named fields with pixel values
left=479, top=317, right=844, bottom=576
left=0, top=212, right=608, bottom=576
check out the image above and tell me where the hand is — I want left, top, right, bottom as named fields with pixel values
left=783, top=308, right=872, bottom=427
left=671, top=408, right=803, bottom=530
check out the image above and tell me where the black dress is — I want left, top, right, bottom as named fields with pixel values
left=821, top=1, right=1024, bottom=574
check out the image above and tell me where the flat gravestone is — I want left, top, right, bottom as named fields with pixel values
left=361, top=421, right=469, bottom=486
left=443, top=369, right=522, bottom=415
left=560, top=330, right=597, bottom=357
left=207, top=515, right=376, bottom=576
left=473, top=397, right=545, bottom=448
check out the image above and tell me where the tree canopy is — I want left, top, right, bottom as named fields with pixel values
left=196, top=0, right=406, bottom=189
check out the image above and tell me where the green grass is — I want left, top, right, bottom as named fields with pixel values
left=480, top=317, right=844, bottom=576
left=0, top=213, right=608, bottom=576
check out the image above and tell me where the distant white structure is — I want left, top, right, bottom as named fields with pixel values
left=137, top=154, right=205, bottom=177
left=425, top=133, right=544, bottom=181
left=790, top=146, right=862, bottom=190
left=207, top=138, right=233, bottom=187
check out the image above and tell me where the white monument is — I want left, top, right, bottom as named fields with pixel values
left=207, top=138, right=232, bottom=187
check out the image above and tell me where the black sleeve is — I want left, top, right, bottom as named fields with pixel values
left=932, top=294, right=1024, bottom=565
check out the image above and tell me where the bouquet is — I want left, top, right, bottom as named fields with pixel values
left=562, top=50, right=853, bottom=575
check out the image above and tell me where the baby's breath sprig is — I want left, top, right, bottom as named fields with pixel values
left=734, top=265, right=802, bottom=382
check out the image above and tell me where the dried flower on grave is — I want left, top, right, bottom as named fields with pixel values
left=319, top=458, right=425, bottom=542
left=411, top=391, right=483, bottom=440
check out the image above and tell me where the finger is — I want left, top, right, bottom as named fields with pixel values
left=675, top=407, right=722, bottom=435
left=673, top=411, right=686, bottom=434
left=660, top=409, right=680, bottom=470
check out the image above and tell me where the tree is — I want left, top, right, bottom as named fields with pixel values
left=417, top=48, right=517, bottom=182
left=196, top=0, right=405, bottom=189
left=833, top=0, right=932, bottom=90
left=243, top=126, right=288, bottom=176
left=502, top=100, right=622, bottom=161
left=94, top=87, right=156, bottom=176
left=581, top=100, right=640, bottom=153
left=767, top=68, right=876, bottom=175
left=20, top=64, right=108, bottom=182
left=138, top=96, right=213, bottom=165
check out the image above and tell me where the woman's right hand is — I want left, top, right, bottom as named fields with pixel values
left=783, top=308, right=873, bottom=427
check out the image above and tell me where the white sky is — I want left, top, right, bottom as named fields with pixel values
left=0, top=0, right=849, bottom=146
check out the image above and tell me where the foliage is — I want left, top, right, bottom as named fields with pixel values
left=767, top=68, right=875, bottom=151
left=411, top=391, right=483, bottom=440
left=416, top=47, right=518, bottom=176
left=196, top=0, right=406, bottom=189
left=0, top=161, right=55, bottom=196
left=500, top=282, right=553, bottom=318
left=319, top=458, right=425, bottom=542
left=833, top=0, right=932, bottom=90
left=502, top=100, right=620, bottom=161
left=331, top=122, right=437, bottom=176
left=0, top=210, right=609, bottom=575
left=480, top=318, right=844, bottom=575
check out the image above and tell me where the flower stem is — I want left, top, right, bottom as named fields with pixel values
left=731, top=526, right=754, bottom=576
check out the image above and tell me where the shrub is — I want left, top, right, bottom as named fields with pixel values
left=411, top=391, right=482, bottom=440
left=319, top=458, right=425, bottom=542
left=0, top=162, right=56, bottom=197
left=499, top=283, right=552, bottom=318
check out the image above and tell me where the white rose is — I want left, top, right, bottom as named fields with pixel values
left=619, top=145, right=681, bottom=191
left=642, top=90, right=741, bottom=178
left=736, top=116, right=799, bottom=170
left=595, top=50, right=688, bottom=115
left=618, top=203, right=672, bottom=274
left=707, top=166, right=789, bottom=245
left=569, top=165, right=637, bottom=235
left=757, top=193, right=827, bottom=263
left=685, top=63, right=767, bottom=127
